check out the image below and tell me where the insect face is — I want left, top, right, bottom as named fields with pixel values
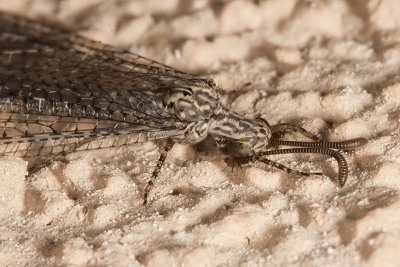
left=211, top=116, right=272, bottom=158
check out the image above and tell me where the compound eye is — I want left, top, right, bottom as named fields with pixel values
left=237, top=141, right=253, bottom=157
left=215, top=137, right=255, bottom=157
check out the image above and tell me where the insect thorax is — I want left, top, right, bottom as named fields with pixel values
left=163, top=84, right=219, bottom=121
left=162, top=84, right=220, bottom=144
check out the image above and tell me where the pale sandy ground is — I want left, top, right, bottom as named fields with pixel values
left=0, top=0, right=400, bottom=266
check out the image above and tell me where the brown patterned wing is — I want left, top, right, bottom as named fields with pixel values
left=0, top=12, right=209, bottom=156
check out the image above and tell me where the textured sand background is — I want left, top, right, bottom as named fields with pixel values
left=0, top=0, right=400, bottom=266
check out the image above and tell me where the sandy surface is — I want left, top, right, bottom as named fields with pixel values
left=0, top=0, right=400, bottom=266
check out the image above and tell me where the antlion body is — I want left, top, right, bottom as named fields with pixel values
left=0, top=12, right=367, bottom=204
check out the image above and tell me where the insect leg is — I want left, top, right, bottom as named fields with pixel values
left=271, top=123, right=322, bottom=141
left=143, top=138, right=174, bottom=205
left=259, top=158, right=323, bottom=176
left=258, top=148, right=349, bottom=187
left=226, top=155, right=322, bottom=179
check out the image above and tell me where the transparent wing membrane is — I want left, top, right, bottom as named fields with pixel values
left=0, top=12, right=203, bottom=157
